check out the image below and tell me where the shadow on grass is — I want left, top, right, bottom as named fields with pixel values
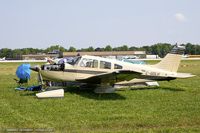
left=18, top=87, right=125, bottom=100
left=130, top=86, right=185, bottom=92
left=20, top=91, right=38, bottom=96
left=19, top=86, right=184, bottom=99
left=159, top=87, right=185, bottom=91
left=65, top=87, right=126, bottom=100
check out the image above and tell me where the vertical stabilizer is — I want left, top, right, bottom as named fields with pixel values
left=154, top=44, right=185, bottom=72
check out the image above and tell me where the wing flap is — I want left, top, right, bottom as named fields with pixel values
left=76, top=70, right=142, bottom=84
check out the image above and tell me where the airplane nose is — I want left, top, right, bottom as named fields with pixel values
left=30, top=65, right=41, bottom=72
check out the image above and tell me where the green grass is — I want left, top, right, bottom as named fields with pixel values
left=0, top=61, right=200, bottom=132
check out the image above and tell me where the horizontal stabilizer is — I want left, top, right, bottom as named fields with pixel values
left=171, top=73, right=195, bottom=78
left=115, top=78, right=154, bottom=85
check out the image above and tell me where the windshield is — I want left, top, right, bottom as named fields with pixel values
left=69, top=56, right=81, bottom=65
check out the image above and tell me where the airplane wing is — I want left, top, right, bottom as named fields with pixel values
left=76, top=70, right=142, bottom=84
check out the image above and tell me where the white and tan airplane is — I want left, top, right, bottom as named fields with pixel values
left=31, top=44, right=194, bottom=93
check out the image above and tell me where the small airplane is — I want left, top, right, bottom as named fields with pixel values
left=122, top=55, right=139, bottom=59
left=31, top=44, right=194, bottom=93
left=0, top=57, right=6, bottom=61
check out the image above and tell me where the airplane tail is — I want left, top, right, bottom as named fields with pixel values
left=153, top=44, right=185, bottom=72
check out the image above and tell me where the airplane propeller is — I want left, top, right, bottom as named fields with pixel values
left=30, top=65, right=44, bottom=85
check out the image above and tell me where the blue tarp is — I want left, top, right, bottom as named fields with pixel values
left=27, top=85, right=42, bottom=91
left=16, top=64, right=31, bottom=80
left=15, top=85, right=42, bottom=91
left=15, top=87, right=26, bottom=91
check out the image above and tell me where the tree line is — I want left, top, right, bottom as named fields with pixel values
left=0, top=43, right=200, bottom=59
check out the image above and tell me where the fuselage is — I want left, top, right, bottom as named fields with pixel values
left=39, top=55, right=177, bottom=83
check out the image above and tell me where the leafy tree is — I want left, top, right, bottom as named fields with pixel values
left=150, top=43, right=172, bottom=57
left=45, top=45, right=66, bottom=53
left=95, top=47, right=104, bottom=51
left=141, top=46, right=151, bottom=54
left=113, top=45, right=129, bottom=51
left=0, top=48, right=12, bottom=58
left=104, top=45, right=112, bottom=51
left=12, top=49, right=23, bottom=59
left=68, top=46, right=76, bottom=52
left=87, top=46, right=94, bottom=52
left=129, top=46, right=138, bottom=51
left=121, top=45, right=129, bottom=51
left=185, top=43, right=195, bottom=54
left=1, top=43, right=200, bottom=59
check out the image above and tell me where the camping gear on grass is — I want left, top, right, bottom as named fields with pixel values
left=15, top=85, right=42, bottom=91
left=15, top=87, right=26, bottom=91
left=27, top=85, right=42, bottom=91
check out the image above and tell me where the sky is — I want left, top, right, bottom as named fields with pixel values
left=0, top=0, right=200, bottom=49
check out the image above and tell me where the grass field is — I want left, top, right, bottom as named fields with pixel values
left=0, top=61, right=200, bottom=132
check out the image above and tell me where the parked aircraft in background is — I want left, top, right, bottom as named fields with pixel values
left=182, top=54, right=189, bottom=58
left=122, top=55, right=139, bottom=59
left=31, top=44, right=194, bottom=93
left=0, top=57, right=6, bottom=61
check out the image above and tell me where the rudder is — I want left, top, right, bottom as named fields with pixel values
left=154, top=44, right=185, bottom=72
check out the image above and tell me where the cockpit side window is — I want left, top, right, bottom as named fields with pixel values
left=93, top=60, right=98, bottom=68
left=114, top=64, right=123, bottom=69
left=80, top=58, right=98, bottom=68
left=100, top=61, right=111, bottom=69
